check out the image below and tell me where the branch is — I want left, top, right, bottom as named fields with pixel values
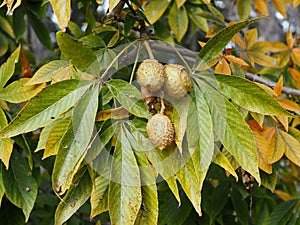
left=148, top=41, right=300, bottom=97
left=245, top=72, right=300, bottom=96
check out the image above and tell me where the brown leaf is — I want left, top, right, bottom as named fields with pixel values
left=21, top=48, right=32, bottom=78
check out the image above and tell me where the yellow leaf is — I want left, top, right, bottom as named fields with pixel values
left=293, top=0, right=300, bottom=8
left=276, top=50, right=291, bottom=68
left=253, top=131, right=272, bottom=174
left=0, top=108, right=13, bottom=169
left=289, top=68, right=300, bottom=88
left=226, top=55, right=248, bottom=66
left=232, top=34, right=246, bottom=48
left=205, top=25, right=221, bottom=38
left=250, top=112, right=265, bottom=127
left=246, top=52, right=255, bottom=67
left=248, top=50, right=277, bottom=67
left=0, top=100, right=10, bottom=111
left=281, top=130, right=300, bottom=166
left=213, top=150, right=238, bottom=181
left=49, top=0, right=71, bottom=30
left=144, top=0, right=170, bottom=24
left=245, top=28, right=258, bottom=49
left=275, top=115, right=289, bottom=131
left=249, top=41, right=274, bottom=53
left=272, top=0, right=287, bottom=18
left=273, top=75, right=283, bottom=97
left=267, top=42, right=289, bottom=52
left=253, top=0, right=269, bottom=16
left=198, top=41, right=206, bottom=47
left=95, top=107, right=129, bottom=121
left=286, top=29, right=294, bottom=48
left=278, top=99, right=300, bottom=112
left=291, top=48, right=300, bottom=67
left=215, top=58, right=231, bottom=75
left=109, top=0, right=121, bottom=12
left=274, top=190, right=295, bottom=201
left=268, top=128, right=286, bottom=164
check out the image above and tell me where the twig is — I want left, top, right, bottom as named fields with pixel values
left=245, top=72, right=300, bottom=96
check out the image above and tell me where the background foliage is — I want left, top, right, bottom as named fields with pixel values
left=0, top=0, right=300, bottom=224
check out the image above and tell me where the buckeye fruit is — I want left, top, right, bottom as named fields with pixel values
left=164, top=64, right=192, bottom=99
left=137, top=59, right=164, bottom=92
left=146, top=113, right=174, bottom=150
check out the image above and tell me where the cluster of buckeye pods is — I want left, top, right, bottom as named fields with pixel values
left=136, top=59, right=192, bottom=150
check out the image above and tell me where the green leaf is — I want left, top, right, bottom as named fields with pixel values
left=187, top=82, right=214, bottom=171
left=27, top=10, right=52, bottom=50
left=194, top=17, right=265, bottom=69
left=195, top=77, right=260, bottom=184
left=168, top=4, right=188, bottom=42
left=187, top=5, right=208, bottom=32
left=260, top=170, right=277, bottom=192
left=54, top=168, right=92, bottom=225
left=52, top=85, right=99, bottom=194
left=158, top=184, right=192, bottom=225
left=144, top=0, right=170, bottom=24
left=85, top=121, right=117, bottom=163
left=231, top=184, right=249, bottom=225
left=238, top=0, right=251, bottom=20
left=0, top=108, right=13, bottom=169
left=1, top=151, right=38, bottom=222
left=25, top=60, right=72, bottom=85
left=205, top=74, right=290, bottom=115
left=43, top=117, right=71, bottom=159
left=0, top=80, right=93, bottom=138
left=34, top=119, right=61, bottom=152
left=144, top=147, right=181, bottom=203
left=0, top=33, right=9, bottom=57
left=49, top=0, right=71, bottom=29
left=176, top=149, right=207, bottom=216
left=209, top=182, right=230, bottom=221
left=0, top=166, right=4, bottom=205
left=0, top=15, right=15, bottom=39
left=12, top=7, right=26, bottom=41
left=0, top=46, right=20, bottom=89
left=127, top=129, right=159, bottom=225
left=264, top=199, right=299, bottom=225
left=106, top=79, right=150, bottom=119
left=0, top=78, right=45, bottom=103
left=108, top=124, right=142, bottom=225
left=90, top=150, right=111, bottom=218
left=172, top=97, right=190, bottom=153
left=56, top=31, right=97, bottom=71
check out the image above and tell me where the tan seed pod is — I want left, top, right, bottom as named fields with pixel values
left=164, top=64, right=192, bottom=99
left=146, top=113, right=174, bottom=150
left=137, top=59, right=165, bottom=92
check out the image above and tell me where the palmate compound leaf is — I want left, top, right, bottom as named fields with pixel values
left=194, top=17, right=266, bottom=70
left=52, top=85, right=99, bottom=195
left=207, top=74, right=291, bottom=115
left=54, top=167, right=92, bottom=225
left=1, top=150, right=38, bottom=222
left=108, top=124, right=142, bottom=225
left=0, top=79, right=94, bottom=138
left=193, top=76, right=261, bottom=184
